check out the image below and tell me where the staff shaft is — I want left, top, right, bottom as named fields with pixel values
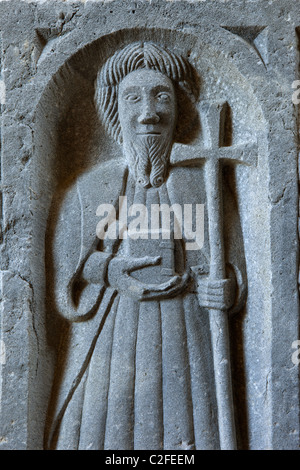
left=205, top=157, right=237, bottom=450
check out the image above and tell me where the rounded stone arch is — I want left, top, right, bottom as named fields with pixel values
left=30, top=26, right=275, bottom=449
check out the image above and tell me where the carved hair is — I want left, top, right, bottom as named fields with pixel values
left=95, top=42, right=199, bottom=144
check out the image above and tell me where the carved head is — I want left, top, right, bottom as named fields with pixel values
left=95, top=42, right=199, bottom=187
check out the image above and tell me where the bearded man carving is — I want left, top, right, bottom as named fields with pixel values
left=46, top=42, right=246, bottom=450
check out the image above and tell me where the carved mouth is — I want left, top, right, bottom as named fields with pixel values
left=137, top=132, right=161, bottom=136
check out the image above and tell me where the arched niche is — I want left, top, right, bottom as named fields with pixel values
left=31, top=27, right=269, bottom=449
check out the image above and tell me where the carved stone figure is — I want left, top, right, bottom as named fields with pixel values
left=46, top=42, right=247, bottom=450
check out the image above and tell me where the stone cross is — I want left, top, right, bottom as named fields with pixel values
left=181, top=101, right=258, bottom=450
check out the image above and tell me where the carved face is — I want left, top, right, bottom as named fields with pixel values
left=118, top=69, right=177, bottom=143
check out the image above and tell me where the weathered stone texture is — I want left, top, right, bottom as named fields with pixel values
left=0, top=0, right=299, bottom=450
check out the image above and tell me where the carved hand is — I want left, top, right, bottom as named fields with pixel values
left=107, top=255, right=189, bottom=301
left=196, top=278, right=236, bottom=311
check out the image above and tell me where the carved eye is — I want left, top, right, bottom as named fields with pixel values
left=156, top=92, right=171, bottom=102
left=124, top=93, right=141, bottom=103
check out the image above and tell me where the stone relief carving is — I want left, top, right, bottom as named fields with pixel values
left=0, top=0, right=298, bottom=451
left=0, top=33, right=3, bottom=244
left=45, top=41, right=251, bottom=450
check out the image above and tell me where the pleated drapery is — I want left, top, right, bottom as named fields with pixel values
left=55, top=176, right=219, bottom=450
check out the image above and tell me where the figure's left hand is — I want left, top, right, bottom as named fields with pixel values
left=196, top=278, right=236, bottom=311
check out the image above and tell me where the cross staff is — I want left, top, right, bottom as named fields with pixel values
left=203, top=102, right=257, bottom=450
left=174, top=102, right=257, bottom=450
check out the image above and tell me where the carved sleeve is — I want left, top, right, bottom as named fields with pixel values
left=53, top=184, right=109, bottom=322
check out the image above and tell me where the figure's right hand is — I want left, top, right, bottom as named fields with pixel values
left=107, top=256, right=189, bottom=301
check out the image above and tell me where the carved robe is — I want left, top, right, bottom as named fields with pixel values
left=47, top=158, right=246, bottom=450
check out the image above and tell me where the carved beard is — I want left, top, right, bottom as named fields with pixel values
left=123, top=134, right=173, bottom=188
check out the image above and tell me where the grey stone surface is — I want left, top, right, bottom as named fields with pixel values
left=0, top=0, right=299, bottom=450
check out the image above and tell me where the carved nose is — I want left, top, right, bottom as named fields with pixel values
left=138, top=111, right=160, bottom=125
